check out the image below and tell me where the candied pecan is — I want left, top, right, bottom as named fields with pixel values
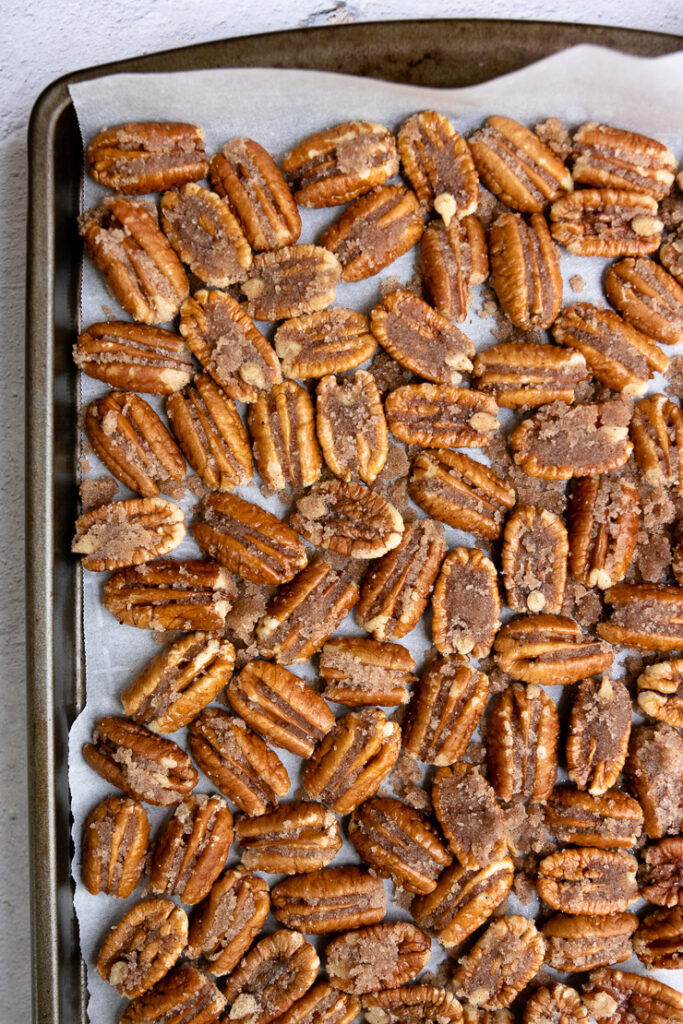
left=472, top=341, right=588, bottom=409
left=572, top=122, right=677, bottom=200
left=625, top=723, right=683, bottom=837
left=523, top=983, right=588, bottom=1024
left=409, top=450, right=514, bottom=539
left=87, top=121, right=208, bottom=194
left=661, top=234, right=683, bottom=285
left=248, top=380, right=322, bottom=490
left=501, top=506, right=568, bottom=613
left=356, top=518, right=446, bottom=640
left=567, top=476, right=639, bottom=589
left=256, top=561, right=359, bottom=664
left=453, top=915, right=545, bottom=1009
left=290, top=480, right=404, bottom=559
left=188, top=709, right=289, bottom=816
left=271, top=866, right=386, bottom=934
left=398, top=110, right=478, bottom=222
left=537, top=847, right=638, bottom=914
left=542, top=913, right=638, bottom=972
left=236, top=801, right=341, bottom=874
left=639, top=837, right=683, bottom=907
left=82, top=795, right=149, bottom=898
left=489, top=212, right=562, bottom=329
left=566, top=676, right=632, bottom=795
left=275, top=308, right=377, bottom=379
left=103, top=558, right=235, bottom=632
left=630, top=393, right=683, bottom=492
left=74, top=321, right=194, bottom=394
left=386, top=384, right=499, bottom=448
left=96, top=897, right=188, bottom=999
left=86, top=392, right=185, bottom=498
left=227, top=660, right=333, bottom=757
left=432, top=762, right=508, bottom=869
left=167, top=373, right=252, bottom=491
left=242, top=244, right=342, bottom=320
left=319, top=636, right=415, bottom=706
left=637, top=659, right=683, bottom=727
left=180, top=290, right=282, bottom=404
left=364, top=986, right=463, bottom=1024
left=412, top=858, right=514, bottom=950
left=403, top=655, right=488, bottom=765
left=160, top=182, right=252, bottom=286
left=599, top=583, right=683, bottom=650
left=633, top=906, right=683, bottom=969
left=421, top=216, right=488, bottom=321
left=72, top=497, right=184, bottom=571
left=185, top=866, right=270, bottom=976
left=431, top=547, right=500, bottom=658
left=148, top=794, right=233, bottom=905
left=487, top=683, right=559, bottom=802
left=582, top=968, right=683, bottom=1024
left=462, top=1011, right=512, bottom=1024
left=316, top=371, right=387, bottom=485
left=209, top=137, right=300, bottom=250
left=302, top=707, right=400, bottom=814
left=79, top=195, right=189, bottom=324
left=494, top=614, right=613, bottom=685
left=325, top=922, right=430, bottom=995
left=545, top=788, right=643, bottom=850
left=276, top=983, right=360, bottom=1024
left=83, top=716, right=197, bottom=805
left=282, top=120, right=398, bottom=206
left=224, top=929, right=319, bottom=1024
left=549, top=188, right=663, bottom=257
left=605, top=257, right=683, bottom=346
left=120, top=963, right=225, bottom=1024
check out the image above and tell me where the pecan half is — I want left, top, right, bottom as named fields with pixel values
left=523, top=984, right=588, bottom=1024
left=568, top=476, right=640, bottom=589
left=271, top=866, right=386, bottom=934
left=242, top=245, right=342, bottom=320
left=501, top=506, right=568, bottom=613
left=160, top=182, right=252, bottom=286
left=320, top=185, right=424, bottom=281
left=537, top=848, right=638, bottom=914
left=85, top=392, right=185, bottom=498
left=121, top=632, right=235, bottom=733
left=120, top=964, right=225, bottom=1024
left=79, top=195, right=189, bottom=324
left=545, top=788, right=643, bottom=850
left=421, top=216, right=489, bottom=321
left=179, top=290, right=282, bottom=404
left=661, top=234, right=683, bottom=285
left=411, top=858, right=514, bottom=950
left=487, top=683, right=559, bottom=802
left=275, top=308, right=377, bottom=379
left=276, top=983, right=361, bottom=1024
left=236, top=801, right=341, bottom=874
left=74, top=321, right=194, bottom=394
left=96, top=897, right=188, bottom=998
left=468, top=116, right=573, bottom=213
left=630, top=394, right=683, bottom=492
left=256, top=561, right=359, bottom=664
left=541, top=913, right=638, bottom=972
left=625, top=723, right=683, bottom=838
left=248, top=380, right=322, bottom=490
left=633, top=906, right=683, bottom=969
left=409, top=450, right=515, bottom=539
left=185, top=867, right=270, bottom=976
left=227, top=660, right=334, bottom=757
left=472, top=341, right=588, bottom=409
left=301, top=707, right=401, bottom=814
left=637, top=659, right=683, bottom=728
left=403, top=655, right=488, bottom=766
left=386, top=384, right=499, bottom=448
left=433, top=762, right=508, bottom=869
left=550, top=188, right=664, bottom=257
left=83, top=716, right=198, bottom=805
left=431, top=547, right=500, bottom=658
left=290, top=480, right=404, bottom=559
left=209, top=137, right=301, bottom=251
left=566, top=676, right=632, bottom=795
left=72, top=497, right=185, bottom=571
left=599, top=583, right=683, bottom=650
left=282, top=121, right=399, bottom=207
left=319, top=636, right=415, bottom=706
left=494, top=614, right=613, bottom=685
left=453, top=915, right=546, bottom=1009
left=316, top=371, right=387, bottom=484
left=572, top=122, right=677, bottom=200
left=193, top=492, right=307, bottom=585
left=639, top=837, right=683, bottom=907
left=370, top=289, right=474, bottom=385
left=605, top=257, right=683, bottom=345
left=364, top=986, right=463, bottom=1024
left=149, top=794, right=234, bottom=905
left=188, top=709, right=289, bottom=816
left=224, top=930, right=320, bottom=1024
left=398, top=110, right=478, bottom=222
left=356, top=518, right=447, bottom=640
left=582, top=968, right=683, bottom=1024
left=349, top=796, right=451, bottom=894
left=82, top=795, right=149, bottom=898
left=87, top=121, right=208, bottom=194
left=325, top=922, right=430, bottom=995
left=167, top=373, right=252, bottom=491
left=489, top=212, right=562, bottom=329
left=510, top=398, right=633, bottom=479
left=103, top=558, right=235, bottom=632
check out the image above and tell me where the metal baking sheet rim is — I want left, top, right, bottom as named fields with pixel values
left=24, top=18, right=683, bottom=1024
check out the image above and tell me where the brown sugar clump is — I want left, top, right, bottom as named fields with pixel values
left=79, top=476, right=119, bottom=510
left=534, top=118, right=573, bottom=161
left=665, top=355, right=683, bottom=401
left=570, top=274, right=587, bottom=293
left=223, top=581, right=276, bottom=646
left=367, top=350, right=415, bottom=396
left=561, top=579, right=604, bottom=629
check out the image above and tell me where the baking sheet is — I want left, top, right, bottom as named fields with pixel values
left=68, top=45, right=683, bottom=1023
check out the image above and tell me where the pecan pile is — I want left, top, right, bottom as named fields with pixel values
left=76, top=114, right=683, bottom=1024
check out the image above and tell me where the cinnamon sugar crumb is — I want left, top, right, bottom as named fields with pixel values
left=534, top=118, right=572, bottom=161
left=570, top=274, right=586, bottom=294
left=187, top=475, right=211, bottom=499
left=79, top=476, right=118, bottom=510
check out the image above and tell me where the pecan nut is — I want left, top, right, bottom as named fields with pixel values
left=290, top=480, right=404, bottom=559
left=489, top=212, right=562, bottom=329
left=661, top=234, right=683, bottom=285
left=185, top=866, right=270, bottom=976
left=566, top=676, right=632, bottom=795
left=79, top=195, right=189, bottom=324
left=495, top=614, right=613, bottom=684
left=386, top=384, right=499, bottom=448
left=120, top=964, right=225, bottom=1024
left=487, top=683, right=559, bottom=803
left=276, top=983, right=361, bottom=1024
left=637, top=659, right=683, bottom=728
left=472, top=341, right=588, bottom=409
left=324, top=922, right=430, bottom=995
left=421, top=216, right=489, bottom=321
left=550, top=188, right=664, bottom=257
left=523, top=984, right=588, bottom=1024
left=582, top=968, right=683, bottom=1024
left=541, top=913, right=638, bottom=972
left=82, top=795, right=149, bottom=898
left=316, top=371, right=387, bottom=484
left=411, top=858, right=514, bottom=950
left=242, top=245, right=342, bottom=320
left=398, top=110, right=479, bottom=222
left=432, top=762, right=508, bottom=869
left=160, top=182, right=252, bottom=286
left=403, top=655, right=488, bottom=766
left=72, top=497, right=185, bottom=571
left=633, top=906, right=683, bottom=969
left=364, top=986, right=463, bottom=1024
left=567, top=476, right=640, bottom=589
left=271, top=866, right=386, bottom=934
left=73, top=321, right=194, bottom=394
left=227, top=660, right=334, bottom=757
left=103, top=558, right=236, bottom=632
left=148, top=794, right=234, bottom=905
left=452, top=915, right=546, bottom=1009
left=431, top=547, right=500, bottom=658
left=224, top=930, right=320, bottom=1024
left=235, top=801, right=341, bottom=874
left=599, top=583, right=683, bottom=650
left=572, top=122, right=677, bottom=200
left=319, top=636, right=416, bottom=706
left=545, top=787, right=643, bottom=850
left=501, top=505, right=568, bottom=613
left=605, top=256, right=683, bottom=346
left=630, top=394, right=683, bottom=492
left=83, top=716, right=197, bottom=806
left=96, top=897, right=188, bottom=998
left=87, top=121, right=208, bottom=194
left=301, top=707, right=401, bottom=814
left=275, top=308, right=377, bottom=379
left=409, top=450, right=515, bottom=539
left=537, top=848, right=638, bottom=914
left=248, top=380, right=321, bottom=491
left=187, top=709, right=289, bottom=816
left=639, top=837, right=683, bottom=907
left=625, top=723, right=683, bottom=838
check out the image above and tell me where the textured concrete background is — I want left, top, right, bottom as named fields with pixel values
left=1, top=2, right=680, bottom=1020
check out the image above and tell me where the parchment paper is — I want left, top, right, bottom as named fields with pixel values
left=68, top=46, right=683, bottom=1024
